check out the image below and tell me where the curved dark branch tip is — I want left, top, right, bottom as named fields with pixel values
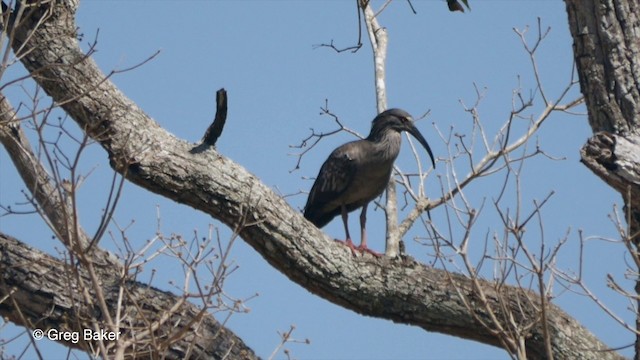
left=200, top=88, right=228, bottom=148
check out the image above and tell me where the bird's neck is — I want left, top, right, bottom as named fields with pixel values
left=366, top=130, right=402, bottom=161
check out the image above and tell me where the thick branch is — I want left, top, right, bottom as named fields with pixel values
left=0, top=232, right=257, bottom=359
left=566, top=2, right=640, bottom=358
left=4, top=1, right=622, bottom=358
left=581, top=132, right=640, bottom=233
left=0, top=96, right=118, bottom=267
left=565, top=0, right=640, bottom=135
left=565, top=0, right=640, bottom=229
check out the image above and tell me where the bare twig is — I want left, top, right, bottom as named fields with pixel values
left=289, top=100, right=362, bottom=172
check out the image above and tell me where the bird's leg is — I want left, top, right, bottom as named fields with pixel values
left=358, top=203, right=381, bottom=257
left=341, top=205, right=357, bottom=254
left=359, top=203, right=368, bottom=249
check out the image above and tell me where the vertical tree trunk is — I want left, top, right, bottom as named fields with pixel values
left=565, top=1, right=640, bottom=358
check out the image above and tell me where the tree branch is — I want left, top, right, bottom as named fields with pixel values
left=565, top=1, right=640, bottom=357
left=199, top=88, right=228, bottom=148
left=0, top=232, right=257, bottom=359
left=2, top=1, right=623, bottom=358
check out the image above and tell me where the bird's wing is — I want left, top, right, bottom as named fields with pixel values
left=304, top=143, right=359, bottom=226
left=308, top=145, right=358, bottom=205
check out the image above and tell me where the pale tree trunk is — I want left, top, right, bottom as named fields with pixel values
left=0, top=0, right=629, bottom=359
left=565, top=1, right=640, bottom=358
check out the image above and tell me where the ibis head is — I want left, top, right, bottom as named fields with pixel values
left=367, top=108, right=435, bottom=168
left=303, top=108, right=435, bottom=255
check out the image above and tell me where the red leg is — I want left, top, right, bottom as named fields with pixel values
left=340, top=205, right=357, bottom=254
left=357, top=203, right=381, bottom=257
left=359, top=203, right=368, bottom=249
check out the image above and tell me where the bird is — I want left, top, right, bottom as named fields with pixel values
left=304, top=108, right=435, bottom=255
left=447, top=0, right=470, bottom=12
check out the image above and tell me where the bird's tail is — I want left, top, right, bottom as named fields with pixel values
left=304, top=206, right=339, bottom=229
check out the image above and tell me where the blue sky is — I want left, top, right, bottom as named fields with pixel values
left=0, top=1, right=632, bottom=359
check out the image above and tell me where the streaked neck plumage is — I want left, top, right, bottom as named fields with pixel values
left=366, top=126, right=402, bottom=162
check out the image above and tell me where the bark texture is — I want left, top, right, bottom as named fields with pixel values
left=565, top=1, right=640, bottom=358
left=0, top=232, right=257, bottom=359
left=566, top=0, right=640, bottom=135
left=566, top=0, right=640, bottom=231
left=0, top=0, right=627, bottom=359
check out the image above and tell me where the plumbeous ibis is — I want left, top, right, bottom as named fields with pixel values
left=303, top=108, right=435, bottom=255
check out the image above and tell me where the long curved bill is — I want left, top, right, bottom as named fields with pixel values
left=406, top=124, right=435, bottom=168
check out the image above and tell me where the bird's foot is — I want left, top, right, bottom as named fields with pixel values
left=334, top=239, right=382, bottom=257
left=334, top=238, right=359, bottom=256
left=357, top=244, right=382, bottom=257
